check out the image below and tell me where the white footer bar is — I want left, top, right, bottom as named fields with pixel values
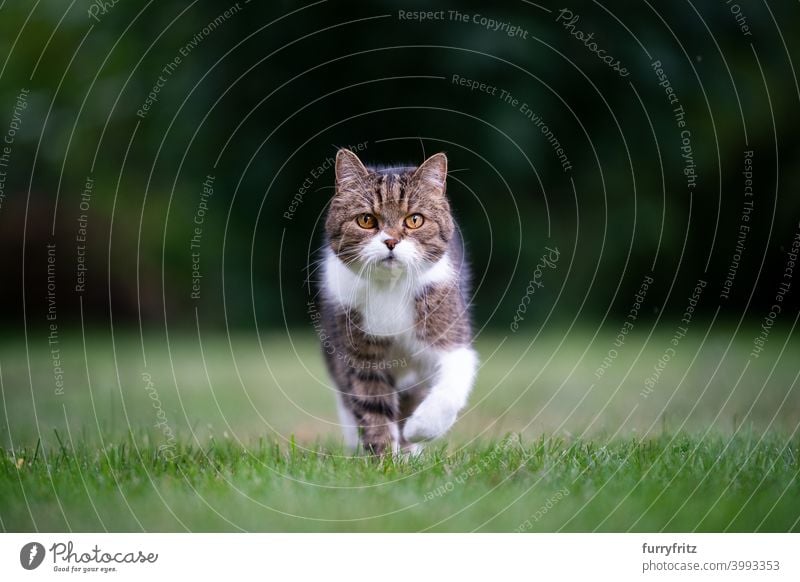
left=1, top=533, right=796, bottom=581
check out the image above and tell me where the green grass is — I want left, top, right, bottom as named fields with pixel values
left=1, top=328, right=799, bottom=531
left=2, top=433, right=798, bottom=531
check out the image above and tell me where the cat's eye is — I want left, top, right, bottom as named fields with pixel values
left=356, top=213, right=377, bottom=229
left=404, top=213, right=424, bottom=229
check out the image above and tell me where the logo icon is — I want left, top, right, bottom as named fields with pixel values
left=20, top=542, right=45, bottom=570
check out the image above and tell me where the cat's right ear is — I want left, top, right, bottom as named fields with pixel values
left=335, top=148, right=369, bottom=192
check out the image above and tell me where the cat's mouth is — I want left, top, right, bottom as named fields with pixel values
left=379, top=254, right=404, bottom=269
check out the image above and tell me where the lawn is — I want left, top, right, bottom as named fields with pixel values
left=1, top=327, right=798, bottom=531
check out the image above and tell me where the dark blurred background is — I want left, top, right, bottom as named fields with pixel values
left=1, top=0, right=798, bottom=334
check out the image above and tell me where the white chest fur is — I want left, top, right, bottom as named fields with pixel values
left=359, top=281, right=416, bottom=337
left=323, top=252, right=416, bottom=339
left=322, top=250, right=454, bottom=343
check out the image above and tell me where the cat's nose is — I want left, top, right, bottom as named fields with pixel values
left=384, top=238, right=399, bottom=251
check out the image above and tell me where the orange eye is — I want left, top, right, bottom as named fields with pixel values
left=404, top=213, right=424, bottom=229
left=356, top=213, right=377, bottom=229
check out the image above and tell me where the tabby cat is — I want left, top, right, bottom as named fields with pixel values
left=318, top=148, right=477, bottom=455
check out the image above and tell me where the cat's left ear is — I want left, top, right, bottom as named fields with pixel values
left=412, top=153, right=448, bottom=194
left=335, top=148, right=369, bottom=193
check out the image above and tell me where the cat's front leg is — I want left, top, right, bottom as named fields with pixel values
left=345, top=369, right=400, bottom=455
left=403, top=346, right=477, bottom=442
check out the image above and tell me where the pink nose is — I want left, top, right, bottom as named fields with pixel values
left=384, top=238, right=399, bottom=251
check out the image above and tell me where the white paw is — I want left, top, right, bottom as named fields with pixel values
left=401, top=442, right=424, bottom=457
left=403, top=399, right=457, bottom=443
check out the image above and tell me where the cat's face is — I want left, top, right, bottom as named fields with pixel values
left=326, top=149, right=455, bottom=276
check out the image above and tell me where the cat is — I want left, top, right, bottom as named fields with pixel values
left=317, top=148, right=477, bottom=455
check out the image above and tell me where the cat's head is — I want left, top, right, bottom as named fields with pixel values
left=325, top=149, right=455, bottom=276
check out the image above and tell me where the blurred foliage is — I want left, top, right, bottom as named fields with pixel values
left=0, top=0, right=798, bottom=332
